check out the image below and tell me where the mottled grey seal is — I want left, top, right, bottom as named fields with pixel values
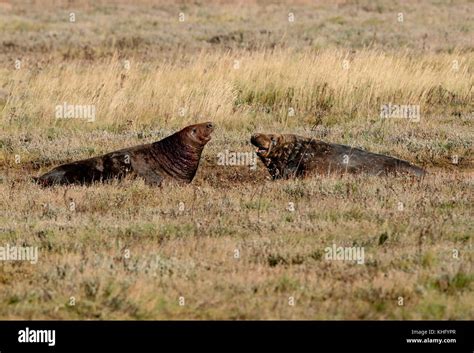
left=251, top=133, right=426, bottom=179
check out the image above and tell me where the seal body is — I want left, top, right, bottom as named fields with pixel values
left=251, top=133, right=426, bottom=179
left=35, top=122, right=214, bottom=186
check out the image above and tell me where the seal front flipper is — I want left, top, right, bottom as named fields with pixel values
left=134, top=168, right=163, bottom=186
left=131, top=158, right=163, bottom=186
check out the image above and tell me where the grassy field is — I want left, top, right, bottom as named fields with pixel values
left=0, top=0, right=472, bottom=319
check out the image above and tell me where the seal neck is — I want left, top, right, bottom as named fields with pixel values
left=152, top=132, right=204, bottom=182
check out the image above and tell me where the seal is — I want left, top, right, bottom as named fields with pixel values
left=251, top=133, right=426, bottom=179
left=35, top=122, right=214, bottom=186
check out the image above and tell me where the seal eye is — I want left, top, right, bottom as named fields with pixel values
left=192, top=128, right=197, bottom=134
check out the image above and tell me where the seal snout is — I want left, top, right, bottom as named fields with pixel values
left=250, top=133, right=260, bottom=143
left=251, top=133, right=272, bottom=157
left=202, top=121, right=214, bottom=136
left=197, top=121, right=214, bottom=144
left=250, top=133, right=264, bottom=146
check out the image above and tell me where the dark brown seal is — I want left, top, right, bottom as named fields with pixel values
left=35, top=122, right=214, bottom=186
left=251, top=133, right=426, bottom=179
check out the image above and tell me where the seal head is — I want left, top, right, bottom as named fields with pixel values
left=251, top=133, right=304, bottom=179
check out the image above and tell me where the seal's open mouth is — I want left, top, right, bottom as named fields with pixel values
left=251, top=133, right=273, bottom=158
left=255, top=145, right=269, bottom=156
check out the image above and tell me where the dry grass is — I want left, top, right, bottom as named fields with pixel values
left=2, top=50, right=472, bottom=169
left=3, top=50, right=473, bottom=127
left=0, top=0, right=472, bottom=320
left=0, top=170, right=472, bottom=319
